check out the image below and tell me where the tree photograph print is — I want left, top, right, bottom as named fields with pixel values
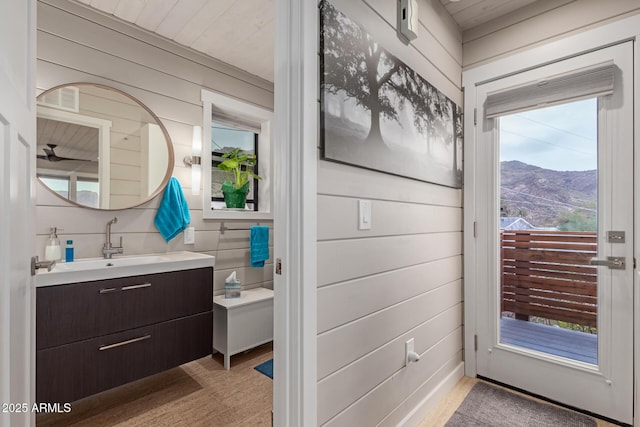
left=320, top=0, right=462, bottom=188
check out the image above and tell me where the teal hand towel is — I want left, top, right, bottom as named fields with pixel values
left=154, top=177, right=191, bottom=242
left=250, top=226, right=270, bottom=268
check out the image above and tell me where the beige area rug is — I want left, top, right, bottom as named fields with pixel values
left=445, top=381, right=597, bottom=427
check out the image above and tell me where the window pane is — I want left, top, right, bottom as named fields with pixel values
left=211, top=122, right=255, bottom=152
left=498, top=98, right=598, bottom=364
left=211, top=122, right=258, bottom=209
left=76, top=178, right=99, bottom=209
left=39, top=176, right=69, bottom=199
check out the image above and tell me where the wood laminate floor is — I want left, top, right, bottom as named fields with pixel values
left=37, top=343, right=273, bottom=427
left=37, top=349, right=620, bottom=427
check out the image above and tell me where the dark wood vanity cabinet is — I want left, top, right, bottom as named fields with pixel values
left=36, top=267, right=213, bottom=404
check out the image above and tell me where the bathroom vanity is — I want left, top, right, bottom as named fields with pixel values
left=35, top=252, right=214, bottom=404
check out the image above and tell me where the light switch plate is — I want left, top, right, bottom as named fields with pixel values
left=358, top=199, right=372, bottom=230
left=184, top=227, right=195, bottom=244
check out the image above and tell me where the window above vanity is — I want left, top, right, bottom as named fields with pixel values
left=201, top=89, right=273, bottom=220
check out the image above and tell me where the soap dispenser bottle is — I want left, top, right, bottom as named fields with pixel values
left=44, top=227, right=62, bottom=261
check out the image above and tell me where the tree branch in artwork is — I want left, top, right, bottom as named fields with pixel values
left=320, top=0, right=456, bottom=151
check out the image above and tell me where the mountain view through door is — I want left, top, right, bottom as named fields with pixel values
left=498, top=98, right=599, bottom=364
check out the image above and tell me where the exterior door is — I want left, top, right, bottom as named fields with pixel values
left=473, top=43, right=633, bottom=423
left=0, top=0, right=37, bottom=426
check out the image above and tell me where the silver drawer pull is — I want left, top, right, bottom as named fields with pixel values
left=121, top=283, right=151, bottom=291
left=99, top=283, right=151, bottom=294
left=99, top=334, right=151, bottom=351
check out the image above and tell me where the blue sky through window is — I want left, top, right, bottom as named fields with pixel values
left=499, top=98, right=597, bottom=171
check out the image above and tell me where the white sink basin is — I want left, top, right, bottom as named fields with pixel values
left=35, top=251, right=215, bottom=287
left=48, top=255, right=172, bottom=272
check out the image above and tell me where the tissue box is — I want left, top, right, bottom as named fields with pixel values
left=224, top=282, right=241, bottom=299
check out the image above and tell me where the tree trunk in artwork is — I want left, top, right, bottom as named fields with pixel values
left=365, top=53, right=386, bottom=150
left=367, top=99, right=383, bottom=145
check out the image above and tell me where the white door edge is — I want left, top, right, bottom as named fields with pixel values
left=632, top=27, right=640, bottom=427
left=0, top=1, right=37, bottom=425
left=273, top=0, right=318, bottom=425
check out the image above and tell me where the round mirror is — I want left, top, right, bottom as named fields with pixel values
left=36, top=83, right=174, bottom=210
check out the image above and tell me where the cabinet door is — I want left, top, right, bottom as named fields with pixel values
left=227, top=299, right=274, bottom=354
left=36, top=311, right=213, bottom=404
left=37, top=267, right=213, bottom=349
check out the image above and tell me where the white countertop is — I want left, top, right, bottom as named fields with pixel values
left=35, top=251, right=215, bottom=287
left=214, top=287, right=274, bottom=308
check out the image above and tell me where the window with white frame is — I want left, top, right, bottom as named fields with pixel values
left=211, top=122, right=260, bottom=211
left=201, top=89, right=273, bottom=219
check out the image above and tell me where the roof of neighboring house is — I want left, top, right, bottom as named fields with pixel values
left=500, top=217, right=536, bottom=230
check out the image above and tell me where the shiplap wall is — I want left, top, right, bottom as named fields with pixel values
left=463, top=0, right=640, bottom=69
left=35, top=0, right=273, bottom=295
left=316, top=0, right=464, bottom=425
left=76, top=87, right=148, bottom=208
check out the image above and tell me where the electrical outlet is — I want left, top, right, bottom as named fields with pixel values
left=184, top=227, right=195, bottom=245
left=405, top=338, right=414, bottom=366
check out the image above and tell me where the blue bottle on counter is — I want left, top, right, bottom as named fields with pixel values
left=65, top=240, right=74, bottom=262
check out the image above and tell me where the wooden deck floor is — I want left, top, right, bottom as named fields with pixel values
left=500, top=317, right=597, bottom=364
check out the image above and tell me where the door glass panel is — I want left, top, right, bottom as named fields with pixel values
left=498, top=98, right=598, bottom=364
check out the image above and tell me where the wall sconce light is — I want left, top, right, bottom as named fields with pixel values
left=184, top=125, right=202, bottom=195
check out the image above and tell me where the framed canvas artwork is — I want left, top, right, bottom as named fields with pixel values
left=320, top=0, right=463, bottom=188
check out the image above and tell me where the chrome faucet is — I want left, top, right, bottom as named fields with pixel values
left=103, top=217, right=124, bottom=259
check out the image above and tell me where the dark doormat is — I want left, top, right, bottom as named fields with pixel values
left=254, top=358, right=273, bottom=379
left=445, top=381, right=597, bottom=427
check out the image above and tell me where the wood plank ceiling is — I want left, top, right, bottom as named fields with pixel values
left=440, top=0, right=540, bottom=31
left=76, top=0, right=275, bottom=82
left=75, top=0, right=541, bottom=82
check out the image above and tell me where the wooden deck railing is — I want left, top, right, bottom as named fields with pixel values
left=500, top=230, right=598, bottom=328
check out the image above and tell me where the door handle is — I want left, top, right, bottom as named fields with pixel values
left=590, top=257, right=626, bottom=270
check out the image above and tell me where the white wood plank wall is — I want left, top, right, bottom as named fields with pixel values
left=462, top=0, right=640, bottom=69
left=35, top=0, right=273, bottom=294
left=317, top=0, right=463, bottom=425
left=78, top=90, right=145, bottom=208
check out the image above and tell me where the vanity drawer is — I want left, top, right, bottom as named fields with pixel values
left=36, top=311, right=213, bottom=404
left=37, top=267, right=213, bottom=349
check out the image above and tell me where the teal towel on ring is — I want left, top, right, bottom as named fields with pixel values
left=250, top=226, right=270, bottom=268
left=154, top=177, right=191, bottom=242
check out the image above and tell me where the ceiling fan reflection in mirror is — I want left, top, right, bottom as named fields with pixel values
left=37, top=144, right=97, bottom=163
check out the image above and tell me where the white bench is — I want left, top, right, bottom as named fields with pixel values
left=213, top=287, right=274, bottom=370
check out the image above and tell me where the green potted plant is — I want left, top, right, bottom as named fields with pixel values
left=217, top=148, right=262, bottom=208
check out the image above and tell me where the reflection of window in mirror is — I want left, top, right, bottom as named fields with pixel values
left=39, top=174, right=100, bottom=208
left=211, top=122, right=259, bottom=211
left=201, top=89, right=273, bottom=220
